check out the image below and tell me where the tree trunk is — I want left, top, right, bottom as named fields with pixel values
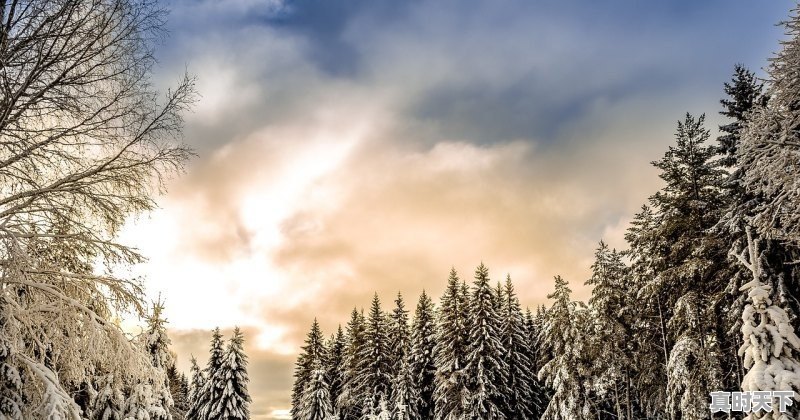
left=657, top=295, right=672, bottom=420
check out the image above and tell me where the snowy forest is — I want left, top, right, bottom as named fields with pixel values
left=291, top=6, right=800, bottom=420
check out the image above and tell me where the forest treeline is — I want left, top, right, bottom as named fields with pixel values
left=291, top=6, right=800, bottom=420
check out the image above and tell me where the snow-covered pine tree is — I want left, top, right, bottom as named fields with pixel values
left=124, top=383, right=149, bottom=420
left=209, top=327, right=250, bottom=420
left=500, top=275, right=540, bottom=420
left=111, top=302, right=177, bottom=420
left=463, top=263, right=508, bottom=419
left=622, top=205, right=672, bottom=417
left=124, top=382, right=165, bottom=420
left=365, top=397, right=391, bottom=420
left=647, top=113, right=728, bottom=303
left=434, top=268, right=470, bottom=419
left=658, top=114, right=727, bottom=419
left=293, top=320, right=328, bottom=420
left=624, top=113, right=728, bottom=418
left=666, top=291, right=723, bottom=419
left=180, top=374, right=190, bottom=411
left=538, top=276, right=590, bottom=419
left=390, top=353, right=420, bottom=420
left=493, top=282, right=504, bottom=313
left=585, top=241, right=633, bottom=419
left=716, top=64, right=773, bottom=394
left=531, top=305, right=548, bottom=372
left=186, top=356, right=205, bottom=420
left=719, top=64, right=766, bottom=169
left=167, top=362, right=190, bottom=417
left=387, top=292, right=418, bottom=419
left=91, top=374, right=125, bottom=420
left=141, top=301, right=175, bottom=420
left=523, top=307, right=548, bottom=419
left=326, top=325, right=346, bottom=415
left=409, top=291, right=437, bottom=419
left=358, top=294, right=393, bottom=415
left=301, top=358, right=336, bottom=420
left=388, top=293, right=411, bottom=392
left=735, top=5, right=800, bottom=338
left=0, top=320, right=24, bottom=419
left=739, top=5, right=800, bottom=246
left=734, top=228, right=800, bottom=420
left=199, top=328, right=226, bottom=420
left=145, top=301, right=174, bottom=374
left=338, top=308, right=366, bottom=420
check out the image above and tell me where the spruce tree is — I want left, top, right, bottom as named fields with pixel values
left=585, top=242, right=633, bottom=419
left=390, top=355, right=420, bottom=420
left=91, top=374, right=124, bottom=420
left=623, top=205, right=671, bottom=417
left=532, top=305, right=549, bottom=372
left=715, top=64, right=772, bottom=395
left=625, top=113, right=728, bottom=418
left=523, top=307, right=548, bottom=419
left=326, top=326, right=346, bottom=415
left=199, top=328, right=225, bottom=420
left=338, top=308, right=366, bottom=420
left=293, top=320, right=328, bottom=420
left=123, top=382, right=164, bottom=420
left=647, top=113, right=727, bottom=302
left=434, top=268, right=470, bottom=419
left=717, top=64, right=766, bottom=223
left=719, top=64, right=765, bottom=168
left=666, top=291, right=722, bottom=419
left=409, top=291, right=437, bottom=419
left=493, top=281, right=504, bottom=313
left=358, top=294, right=392, bottom=415
left=387, top=292, right=417, bottom=419
left=388, top=293, right=411, bottom=388
left=500, top=275, right=538, bottom=420
left=0, top=322, right=23, bottom=419
left=180, top=374, right=190, bottom=410
left=463, top=263, right=508, bottom=419
left=209, top=327, right=250, bottom=420
left=367, top=398, right=391, bottom=420
left=523, top=308, right=537, bottom=369
left=167, top=363, right=190, bottom=417
left=301, top=359, right=335, bottom=420
left=142, top=301, right=175, bottom=420
left=186, top=356, right=205, bottom=420
left=538, top=276, right=589, bottom=419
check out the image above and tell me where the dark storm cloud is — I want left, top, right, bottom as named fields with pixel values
left=361, top=0, right=787, bottom=145
left=261, top=0, right=419, bottom=76
left=214, top=0, right=788, bottom=146
left=156, top=0, right=789, bottom=152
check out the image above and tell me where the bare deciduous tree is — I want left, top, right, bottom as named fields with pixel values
left=0, top=0, right=194, bottom=418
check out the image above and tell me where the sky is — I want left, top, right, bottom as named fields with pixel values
left=118, top=1, right=793, bottom=418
